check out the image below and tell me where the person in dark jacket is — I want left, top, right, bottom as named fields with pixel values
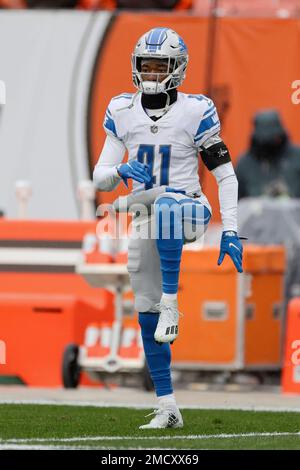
left=235, top=110, right=300, bottom=199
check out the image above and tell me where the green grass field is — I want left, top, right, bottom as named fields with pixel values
left=0, top=404, right=299, bottom=450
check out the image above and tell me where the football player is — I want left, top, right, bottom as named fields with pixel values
left=93, top=27, right=243, bottom=429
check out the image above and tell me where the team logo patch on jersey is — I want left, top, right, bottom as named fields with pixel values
left=150, top=125, right=158, bottom=134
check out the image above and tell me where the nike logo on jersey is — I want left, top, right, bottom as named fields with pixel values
left=229, top=242, right=241, bottom=253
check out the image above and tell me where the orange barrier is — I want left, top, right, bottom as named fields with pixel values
left=0, top=218, right=97, bottom=241
left=171, top=245, right=285, bottom=369
left=77, top=244, right=286, bottom=374
left=0, top=219, right=114, bottom=386
left=0, top=294, right=113, bottom=386
left=281, top=298, right=300, bottom=393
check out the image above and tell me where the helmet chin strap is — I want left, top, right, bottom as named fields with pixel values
left=143, top=87, right=171, bottom=118
left=160, top=91, right=171, bottom=117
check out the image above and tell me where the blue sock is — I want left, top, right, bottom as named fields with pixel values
left=155, top=197, right=183, bottom=294
left=139, top=312, right=173, bottom=397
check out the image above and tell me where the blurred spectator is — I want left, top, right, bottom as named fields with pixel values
left=235, top=110, right=300, bottom=199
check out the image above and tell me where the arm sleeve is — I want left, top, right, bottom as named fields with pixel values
left=93, top=134, right=126, bottom=192
left=211, top=161, right=238, bottom=232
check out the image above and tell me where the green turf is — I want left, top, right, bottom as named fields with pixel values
left=0, top=404, right=299, bottom=449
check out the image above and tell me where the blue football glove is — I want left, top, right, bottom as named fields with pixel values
left=218, top=230, right=243, bottom=273
left=117, top=161, right=151, bottom=187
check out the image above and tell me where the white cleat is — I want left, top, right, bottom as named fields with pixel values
left=139, top=407, right=183, bottom=429
left=154, top=299, right=180, bottom=343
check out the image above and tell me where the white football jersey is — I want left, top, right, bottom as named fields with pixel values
left=103, top=92, right=220, bottom=207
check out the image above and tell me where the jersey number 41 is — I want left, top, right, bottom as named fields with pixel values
left=137, top=144, right=171, bottom=189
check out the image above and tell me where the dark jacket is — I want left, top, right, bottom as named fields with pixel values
left=236, top=140, right=300, bottom=199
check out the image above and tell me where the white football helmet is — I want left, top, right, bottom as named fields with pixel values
left=132, top=27, right=189, bottom=95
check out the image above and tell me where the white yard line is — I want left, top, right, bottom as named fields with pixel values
left=0, top=444, right=86, bottom=450
left=0, top=399, right=300, bottom=413
left=0, top=444, right=172, bottom=450
left=1, top=431, right=300, bottom=444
